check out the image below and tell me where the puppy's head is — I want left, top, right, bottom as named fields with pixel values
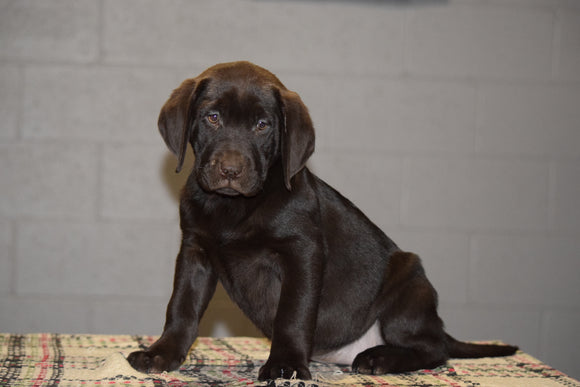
left=159, top=61, right=315, bottom=197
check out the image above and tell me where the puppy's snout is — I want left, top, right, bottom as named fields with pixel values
left=213, top=151, right=245, bottom=180
left=219, top=161, right=242, bottom=179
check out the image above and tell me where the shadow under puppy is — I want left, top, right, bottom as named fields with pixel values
left=127, top=61, right=517, bottom=381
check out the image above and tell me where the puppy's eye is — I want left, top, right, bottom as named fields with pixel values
left=256, top=120, right=269, bottom=132
left=207, top=113, right=220, bottom=126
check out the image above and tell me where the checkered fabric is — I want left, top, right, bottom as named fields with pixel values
left=0, top=333, right=578, bottom=386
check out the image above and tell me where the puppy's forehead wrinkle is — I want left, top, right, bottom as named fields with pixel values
left=208, top=80, right=277, bottom=101
left=210, top=78, right=283, bottom=96
left=204, top=85, right=276, bottom=124
left=199, top=66, right=287, bottom=111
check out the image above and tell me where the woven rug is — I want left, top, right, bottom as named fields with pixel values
left=0, top=333, right=578, bottom=387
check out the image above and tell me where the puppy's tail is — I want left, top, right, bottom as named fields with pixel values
left=445, top=333, right=518, bottom=358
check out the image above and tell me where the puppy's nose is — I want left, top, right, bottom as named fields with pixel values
left=219, top=161, right=242, bottom=179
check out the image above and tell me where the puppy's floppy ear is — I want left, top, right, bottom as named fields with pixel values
left=277, top=89, right=315, bottom=190
left=158, top=78, right=208, bottom=173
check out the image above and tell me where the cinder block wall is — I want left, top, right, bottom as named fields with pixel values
left=1, top=0, right=579, bottom=379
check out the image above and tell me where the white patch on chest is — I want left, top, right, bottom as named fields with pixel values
left=312, top=321, right=384, bottom=365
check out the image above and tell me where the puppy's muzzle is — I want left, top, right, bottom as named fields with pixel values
left=201, top=149, right=258, bottom=196
left=216, top=153, right=244, bottom=180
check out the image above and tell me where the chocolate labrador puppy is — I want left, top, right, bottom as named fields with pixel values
left=127, top=61, right=517, bottom=380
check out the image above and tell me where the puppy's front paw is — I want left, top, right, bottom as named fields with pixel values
left=258, top=359, right=312, bottom=381
left=127, top=350, right=183, bottom=373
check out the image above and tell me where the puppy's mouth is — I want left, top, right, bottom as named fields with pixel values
left=199, top=175, right=261, bottom=198
left=215, top=186, right=243, bottom=196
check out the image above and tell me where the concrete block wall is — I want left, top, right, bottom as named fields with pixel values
left=1, top=0, right=579, bottom=379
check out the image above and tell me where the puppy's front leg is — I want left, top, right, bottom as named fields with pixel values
left=127, top=241, right=217, bottom=373
left=258, top=242, right=323, bottom=381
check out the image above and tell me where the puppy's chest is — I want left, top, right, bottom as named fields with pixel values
left=192, top=199, right=286, bottom=322
left=210, top=236, right=281, bottom=287
left=211, top=243, right=282, bottom=329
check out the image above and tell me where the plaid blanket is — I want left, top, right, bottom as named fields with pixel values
left=0, top=333, right=578, bottom=386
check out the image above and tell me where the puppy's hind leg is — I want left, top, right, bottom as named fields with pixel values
left=352, top=251, right=449, bottom=375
